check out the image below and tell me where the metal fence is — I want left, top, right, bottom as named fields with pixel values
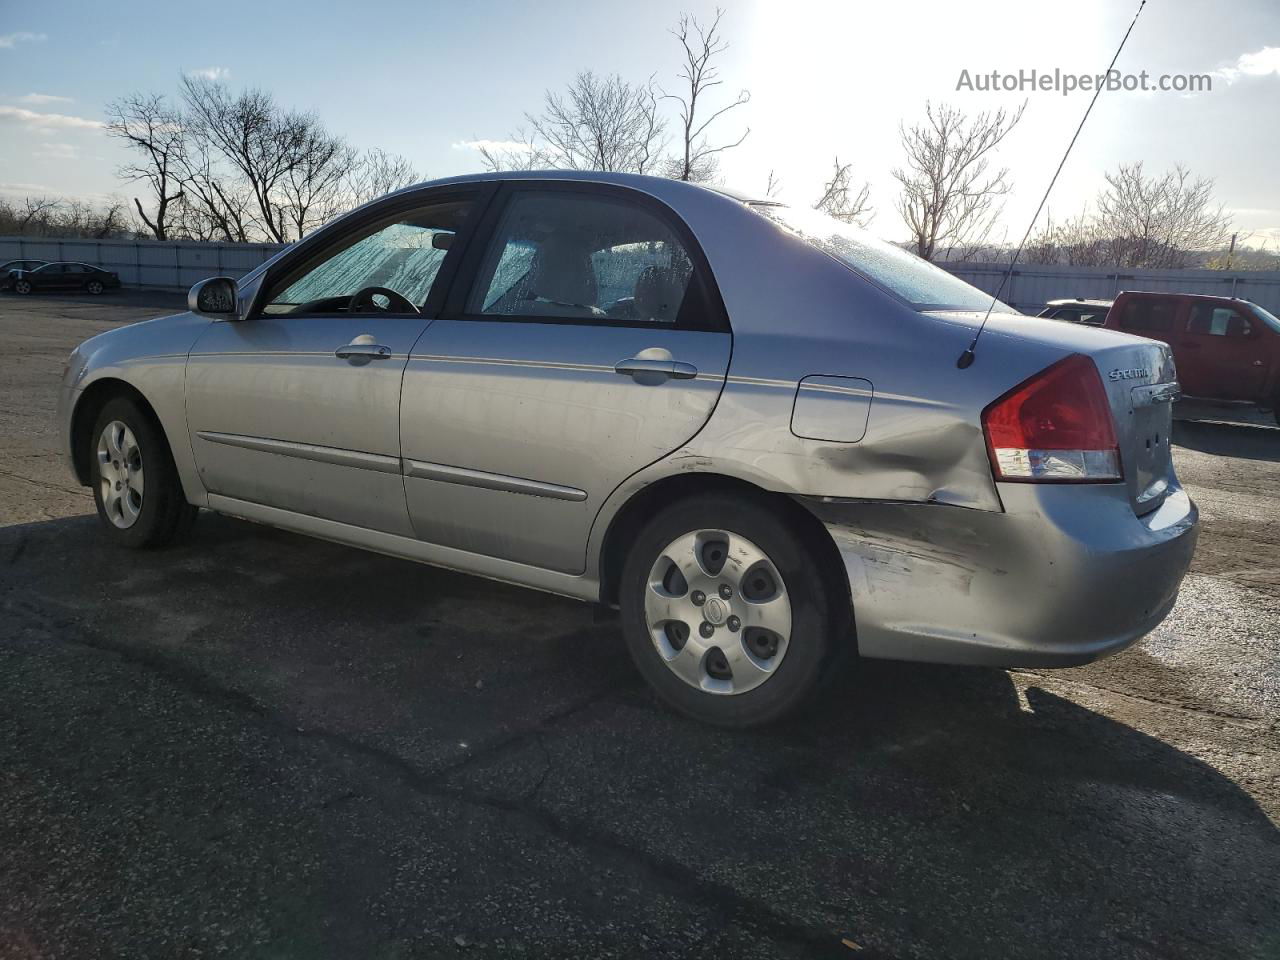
left=4, top=236, right=1280, bottom=316
left=942, top=261, right=1280, bottom=315
left=0, top=236, right=285, bottom=290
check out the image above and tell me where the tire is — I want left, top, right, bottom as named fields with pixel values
left=14, top=279, right=31, bottom=295
left=619, top=493, right=844, bottom=728
left=86, top=280, right=104, bottom=295
left=90, top=396, right=197, bottom=548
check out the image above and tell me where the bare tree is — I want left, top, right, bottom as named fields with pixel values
left=1023, top=209, right=1110, bottom=266
left=348, top=148, right=420, bottom=206
left=279, top=132, right=358, bottom=240
left=180, top=75, right=321, bottom=243
left=1094, top=162, right=1232, bottom=268
left=171, top=127, right=255, bottom=242
left=664, top=8, right=749, bottom=183
left=813, top=156, right=873, bottom=226
left=15, top=196, right=59, bottom=233
left=892, top=101, right=1025, bottom=261
left=105, top=93, right=185, bottom=241
left=764, top=169, right=782, bottom=199
left=483, top=71, right=666, bottom=174
left=0, top=195, right=134, bottom=239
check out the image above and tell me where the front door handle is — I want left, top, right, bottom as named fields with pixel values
left=614, top=357, right=698, bottom=380
left=335, top=343, right=392, bottom=361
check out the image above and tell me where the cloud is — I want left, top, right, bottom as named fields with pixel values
left=0, top=105, right=104, bottom=130
left=188, top=66, right=229, bottom=81
left=32, top=142, right=78, bottom=160
left=452, top=138, right=533, bottom=153
left=1212, top=46, right=1280, bottom=84
left=0, top=31, right=46, bottom=49
left=17, top=92, right=72, bottom=105
left=0, top=181, right=57, bottom=196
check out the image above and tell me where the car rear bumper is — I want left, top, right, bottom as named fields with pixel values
left=803, top=483, right=1198, bottom=668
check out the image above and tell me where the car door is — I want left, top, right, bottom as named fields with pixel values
left=400, top=183, right=732, bottom=574
left=35, top=264, right=69, bottom=290
left=185, top=189, right=479, bottom=536
left=1180, top=302, right=1269, bottom=400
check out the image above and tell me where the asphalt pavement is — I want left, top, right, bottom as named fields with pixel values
left=1, top=291, right=1277, bottom=959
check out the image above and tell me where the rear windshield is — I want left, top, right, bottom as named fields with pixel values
left=752, top=203, right=1010, bottom=313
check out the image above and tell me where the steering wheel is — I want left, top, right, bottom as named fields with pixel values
left=348, top=286, right=420, bottom=314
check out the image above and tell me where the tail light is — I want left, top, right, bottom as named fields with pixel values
left=982, top=353, right=1122, bottom=482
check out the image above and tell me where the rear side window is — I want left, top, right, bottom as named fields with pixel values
left=1119, top=299, right=1176, bottom=332
left=466, top=191, right=696, bottom=325
left=1188, top=304, right=1251, bottom=338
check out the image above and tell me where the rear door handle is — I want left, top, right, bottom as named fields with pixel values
left=614, top=358, right=698, bottom=380
left=335, top=343, right=392, bottom=361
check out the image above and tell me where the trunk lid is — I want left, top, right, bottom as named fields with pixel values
left=1090, top=337, right=1179, bottom=515
left=929, top=311, right=1180, bottom=517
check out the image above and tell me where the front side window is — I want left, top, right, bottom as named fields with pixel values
left=1188, top=304, right=1251, bottom=338
left=753, top=203, right=1010, bottom=312
left=467, top=191, right=694, bottom=324
left=263, top=199, right=473, bottom=316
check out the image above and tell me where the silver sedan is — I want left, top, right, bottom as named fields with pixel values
left=57, top=172, right=1198, bottom=727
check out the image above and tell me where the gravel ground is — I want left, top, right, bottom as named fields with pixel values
left=1, top=291, right=1277, bottom=959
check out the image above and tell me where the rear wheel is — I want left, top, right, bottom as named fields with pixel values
left=14, top=279, right=31, bottom=295
left=86, top=279, right=104, bottom=295
left=90, top=397, right=197, bottom=547
left=620, top=493, right=843, bottom=727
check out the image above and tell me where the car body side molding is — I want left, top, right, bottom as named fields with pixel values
left=403, top=459, right=588, bottom=502
left=196, top=431, right=402, bottom=475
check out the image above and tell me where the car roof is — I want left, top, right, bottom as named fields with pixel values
left=1044, top=298, right=1112, bottom=307
left=387, top=169, right=766, bottom=205
left=1117, top=290, right=1255, bottom=305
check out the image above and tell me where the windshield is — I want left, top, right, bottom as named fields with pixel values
left=1249, top=302, right=1280, bottom=334
left=752, top=203, right=1012, bottom=313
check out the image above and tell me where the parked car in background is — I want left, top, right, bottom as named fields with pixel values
left=1103, top=292, right=1280, bottom=424
left=56, top=172, right=1198, bottom=727
left=2, top=261, right=120, bottom=296
left=1038, top=298, right=1112, bottom=326
left=0, top=258, right=49, bottom=276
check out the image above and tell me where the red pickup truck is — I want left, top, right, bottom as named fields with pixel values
left=1102, top=292, right=1280, bottom=424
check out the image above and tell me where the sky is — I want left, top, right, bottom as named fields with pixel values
left=1, top=0, right=1278, bottom=248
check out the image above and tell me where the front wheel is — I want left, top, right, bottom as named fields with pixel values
left=90, top=397, right=197, bottom=547
left=14, top=279, right=31, bottom=295
left=86, top=279, right=104, bottom=295
left=619, top=493, right=844, bottom=727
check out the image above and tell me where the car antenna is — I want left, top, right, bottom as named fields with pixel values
left=956, top=0, right=1147, bottom=369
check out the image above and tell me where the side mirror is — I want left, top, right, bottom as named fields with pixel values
left=189, top=276, right=239, bottom=318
